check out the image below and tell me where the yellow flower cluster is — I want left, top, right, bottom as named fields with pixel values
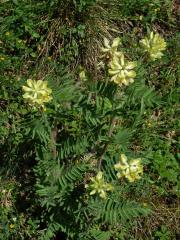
left=114, top=154, right=143, bottom=182
left=101, top=37, right=137, bottom=86
left=85, top=171, right=113, bottom=199
left=22, top=79, right=52, bottom=110
left=108, top=54, right=137, bottom=86
left=140, top=31, right=167, bottom=61
left=101, top=37, right=122, bottom=59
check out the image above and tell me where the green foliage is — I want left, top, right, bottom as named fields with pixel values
left=73, top=0, right=96, bottom=12
left=89, top=229, right=111, bottom=240
left=0, top=0, right=179, bottom=239
left=154, top=225, right=172, bottom=240
left=90, top=197, right=151, bottom=224
left=0, top=179, right=40, bottom=239
left=153, top=150, right=179, bottom=184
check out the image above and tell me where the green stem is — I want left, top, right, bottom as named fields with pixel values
left=98, top=116, right=117, bottom=170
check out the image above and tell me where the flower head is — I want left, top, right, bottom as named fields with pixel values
left=5, top=32, right=11, bottom=36
left=140, top=31, right=166, bottom=61
left=108, top=54, right=137, bottom=86
left=22, top=79, right=52, bottom=110
left=101, top=37, right=122, bottom=59
left=126, top=158, right=143, bottom=182
left=0, top=56, right=5, bottom=61
left=114, top=154, right=143, bottom=182
left=114, top=154, right=129, bottom=171
left=9, top=224, right=15, bottom=229
left=47, top=56, right=52, bottom=61
left=85, top=171, right=113, bottom=199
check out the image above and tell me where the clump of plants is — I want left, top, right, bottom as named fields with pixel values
left=0, top=0, right=179, bottom=239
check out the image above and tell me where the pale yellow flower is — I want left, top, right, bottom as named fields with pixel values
left=143, top=202, right=148, bottom=207
left=101, top=37, right=122, bottom=58
left=79, top=66, right=87, bottom=81
left=114, top=155, right=143, bottom=182
left=114, top=154, right=129, bottom=171
left=0, top=56, right=5, bottom=61
left=5, top=32, right=10, bottom=36
left=47, top=56, right=52, bottom=61
left=9, top=223, right=15, bottom=229
left=85, top=171, right=113, bottom=199
left=108, top=54, right=137, bottom=86
left=22, top=79, right=52, bottom=110
left=140, top=31, right=167, bottom=60
left=126, top=158, right=143, bottom=182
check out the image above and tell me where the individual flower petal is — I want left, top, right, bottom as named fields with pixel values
left=22, top=93, right=32, bottom=99
left=126, top=61, right=137, bottom=70
left=101, top=47, right=111, bottom=53
left=120, top=54, right=125, bottom=66
left=114, top=162, right=122, bottom=170
left=99, top=190, right=106, bottom=199
left=26, top=79, right=34, bottom=88
left=150, top=31, right=154, bottom=40
left=108, top=69, right=121, bottom=75
left=117, top=172, right=122, bottom=178
left=106, top=183, right=114, bottom=191
left=22, top=86, right=31, bottom=92
left=120, top=154, right=128, bottom=165
left=125, top=70, right=136, bottom=78
left=90, top=189, right=96, bottom=195
left=112, top=37, right=121, bottom=48
left=129, top=78, right=134, bottom=83
left=96, top=171, right=103, bottom=180
left=110, top=75, right=120, bottom=85
left=103, top=37, right=110, bottom=48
